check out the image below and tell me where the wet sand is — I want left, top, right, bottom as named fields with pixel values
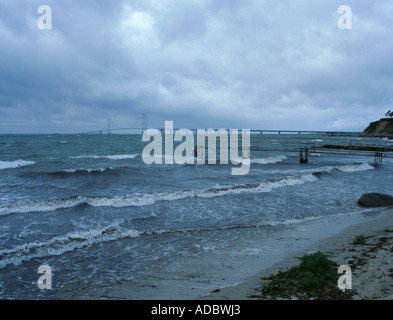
left=47, top=208, right=393, bottom=300
left=203, top=208, right=393, bottom=300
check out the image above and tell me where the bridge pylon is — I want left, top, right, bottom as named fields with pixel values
left=107, top=118, right=112, bottom=135
left=142, top=114, right=147, bottom=134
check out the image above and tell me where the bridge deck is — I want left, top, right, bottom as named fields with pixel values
left=80, top=127, right=393, bottom=161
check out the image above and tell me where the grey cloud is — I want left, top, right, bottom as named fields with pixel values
left=0, top=0, right=392, bottom=133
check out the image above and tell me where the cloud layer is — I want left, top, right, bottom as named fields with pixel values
left=1, top=0, right=392, bottom=133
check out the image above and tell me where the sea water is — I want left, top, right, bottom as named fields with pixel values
left=0, top=134, right=392, bottom=299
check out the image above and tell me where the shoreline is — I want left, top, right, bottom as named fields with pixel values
left=40, top=206, right=393, bottom=300
left=202, top=207, right=393, bottom=300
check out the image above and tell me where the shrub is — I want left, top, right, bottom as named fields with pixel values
left=297, top=252, right=337, bottom=289
left=353, top=235, right=366, bottom=245
left=258, top=251, right=345, bottom=299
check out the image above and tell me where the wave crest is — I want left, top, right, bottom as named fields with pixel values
left=70, top=154, right=138, bottom=160
left=0, top=173, right=319, bottom=216
left=0, top=221, right=140, bottom=269
left=0, top=160, right=35, bottom=170
left=251, top=155, right=287, bottom=165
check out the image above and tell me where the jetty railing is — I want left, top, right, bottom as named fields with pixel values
left=203, top=134, right=393, bottom=164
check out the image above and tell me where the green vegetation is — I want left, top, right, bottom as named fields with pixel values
left=353, top=234, right=366, bottom=245
left=255, top=252, right=353, bottom=300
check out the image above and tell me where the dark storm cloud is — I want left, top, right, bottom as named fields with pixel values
left=0, top=0, right=392, bottom=133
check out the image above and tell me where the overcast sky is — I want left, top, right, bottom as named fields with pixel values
left=1, top=0, right=392, bottom=133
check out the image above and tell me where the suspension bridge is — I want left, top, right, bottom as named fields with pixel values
left=80, top=116, right=393, bottom=164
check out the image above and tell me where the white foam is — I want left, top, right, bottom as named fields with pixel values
left=0, top=221, right=140, bottom=269
left=259, top=215, right=321, bottom=227
left=0, top=160, right=35, bottom=170
left=1, top=162, right=372, bottom=217
left=63, top=168, right=111, bottom=173
left=70, top=154, right=138, bottom=160
left=267, top=162, right=374, bottom=176
left=105, top=154, right=139, bottom=160
left=0, top=196, right=88, bottom=216
left=336, top=162, right=374, bottom=172
left=0, top=173, right=319, bottom=216
left=251, top=155, right=287, bottom=165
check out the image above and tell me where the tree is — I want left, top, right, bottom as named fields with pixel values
left=385, top=110, right=393, bottom=118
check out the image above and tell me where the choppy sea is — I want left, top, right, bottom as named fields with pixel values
left=0, top=134, right=392, bottom=299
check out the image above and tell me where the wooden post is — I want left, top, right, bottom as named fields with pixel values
left=300, top=148, right=308, bottom=164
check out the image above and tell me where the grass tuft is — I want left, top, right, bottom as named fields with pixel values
left=353, top=235, right=366, bottom=245
left=256, top=252, right=354, bottom=300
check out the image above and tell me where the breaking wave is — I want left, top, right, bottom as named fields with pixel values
left=58, top=168, right=116, bottom=176
left=0, top=173, right=319, bottom=216
left=20, top=167, right=134, bottom=178
left=251, top=155, right=287, bottom=165
left=0, top=160, right=35, bottom=170
left=269, top=162, right=375, bottom=176
left=0, top=162, right=374, bottom=217
left=336, top=162, right=374, bottom=172
left=70, top=154, right=138, bottom=160
left=0, top=221, right=140, bottom=269
left=0, top=215, right=327, bottom=269
left=63, top=168, right=111, bottom=173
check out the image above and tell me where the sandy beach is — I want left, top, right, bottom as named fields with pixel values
left=203, top=207, right=393, bottom=300
left=40, top=206, right=393, bottom=300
